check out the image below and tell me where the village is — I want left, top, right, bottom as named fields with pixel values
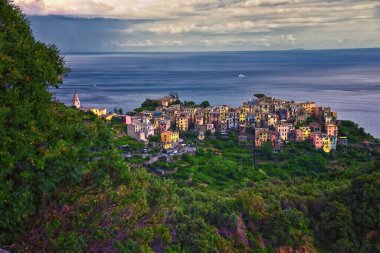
left=72, top=92, right=347, bottom=157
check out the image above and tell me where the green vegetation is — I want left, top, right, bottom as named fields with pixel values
left=339, top=120, right=377, bottom=143
left=254, top=93, right=266, bottom=98
left=1, top=2, right=380, bottom=252
left=113, top=106, right=124, bottom=114
left=200, top=100, right=210, bottom=108
left=135, top=98, right=160, bottom=112
left=114, top=135, right=145, bottom=151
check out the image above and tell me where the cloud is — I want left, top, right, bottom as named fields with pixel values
left=125, top=20, right=272, bottom=35
left=16, top=0, right=380, bottom=51
left=281, top=34, right=296, bottom=45
left=110, top=39, right=154, bottom=47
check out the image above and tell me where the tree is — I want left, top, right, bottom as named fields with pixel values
left=113, top=107, right=123, bottom=114
left=347, top=170, right=380, bottom=233
left=200, top=101, right=210, bottom=108
left=254, top=93, right=266, bottom=98
left=317, top=201, right=356, bottom=252
left=169, top=92, right=179, bottom=100
left=1, top=0, right=69, bottom=224
left=182, top=100, right=196, bottom=107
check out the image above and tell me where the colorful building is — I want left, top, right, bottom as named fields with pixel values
left=289, top=129, right=303, bottom=142
left=228, top=110, right=240, bottom=129
left=159, top=119, right=171, bottom=133
left=161, top=131, right=180, bottom=149
left=123, top=115, right=132, bottom=125
left=299, top=126, right=311, bottom=140
left=176, top=114, right=189, bottom=131
left=278, top=109, right=290, bottom=121
left=309, top=122, right=321, bottom=133
left=295, top=107, right=308, bottom=125
left=276, top=121, right=294, bottom=141
left=310, top=132, right=323, bottom=149
left=239, top=111, right=247, bottom=123
left=325, top=124, right=338, bottom=137
left=206, top=123, right=215, bottom=134
left=254, top=128, right=269, bottom=147
left=322, top=135, right=331, bottom=153
left=267, top=113, right=277, bottom=128
left=79, top=107, right=107, bottom=116
left=100, top=113, right=117, bottom=121
left=195, top=115, right=204, bottom=127
left=300, top=102, right=315, bottom=115
left=209, top=111, right=221, bottom=125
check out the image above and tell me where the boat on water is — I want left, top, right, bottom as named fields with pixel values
left=238, top=74, right=246, bottom=78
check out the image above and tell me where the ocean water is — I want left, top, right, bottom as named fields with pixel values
left=53, top=49, right=380, bottom=138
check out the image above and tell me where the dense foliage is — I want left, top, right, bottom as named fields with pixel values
left=135, top=99, right=161, bottom=112
left=1, top=1, right=380, bottom=252
left=339, top=120, right=377, bottom=143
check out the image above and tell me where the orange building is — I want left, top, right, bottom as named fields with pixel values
left=161, top=131, right=179, bottom=149
left=254, top=128, right=269, bottom=147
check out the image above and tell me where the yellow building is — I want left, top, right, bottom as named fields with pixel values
left=161, top=131, right=179, bottom=149
left=300, top=102, right=316, bottom=115
left=154, top=117, right=165, bottom=131
left=214, top=105, right=229, bottom=122
left=176, top=116, right=189, bottom=131
left=101, top=113, right=117, bottom=120
left=203, top=108, right=211, bottom=124
left=74, top=94, right=106, bottom=117
left=239, top=111, right=247, bottom=123
left=322, top=136, right=331, bottom=153
left=80, top=107, right=107, bottom=116
left=299, top=126, right=311, bottom=140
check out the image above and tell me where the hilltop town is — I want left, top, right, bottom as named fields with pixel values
left=73, top=93, right=345, bottom=154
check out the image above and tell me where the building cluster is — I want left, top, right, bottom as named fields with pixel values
left=73, top=93, right=112, bottom=119
left=74, top=93, right=345, bottom=153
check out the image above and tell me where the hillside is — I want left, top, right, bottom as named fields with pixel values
left=1, top=1, right=379, bottom=252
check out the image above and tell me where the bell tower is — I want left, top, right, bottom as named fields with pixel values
left=73, top=93, right=80, bottom=108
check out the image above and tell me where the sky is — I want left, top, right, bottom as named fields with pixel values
left=14, top=0, right=380, bottom=52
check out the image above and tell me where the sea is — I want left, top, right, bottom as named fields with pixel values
left=52, top=48, right=380, bottom=138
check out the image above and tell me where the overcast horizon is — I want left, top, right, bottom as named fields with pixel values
left=15, top=0, right=380, bottom=52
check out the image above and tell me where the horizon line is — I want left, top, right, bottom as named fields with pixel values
left=61, top=47, right=380, bottom=55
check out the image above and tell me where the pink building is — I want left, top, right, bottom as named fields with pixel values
left=123, top=115, right=132, bottom=125
left=276, top=121, right=294, bottom=141
left=289, top=129, right=303, bottom=142
left=310, top=132, right=323, bottom=149
left=131, top=116, right=141, bottom=124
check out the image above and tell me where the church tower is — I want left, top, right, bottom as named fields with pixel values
left=73, top=93, right=80, bottom=108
